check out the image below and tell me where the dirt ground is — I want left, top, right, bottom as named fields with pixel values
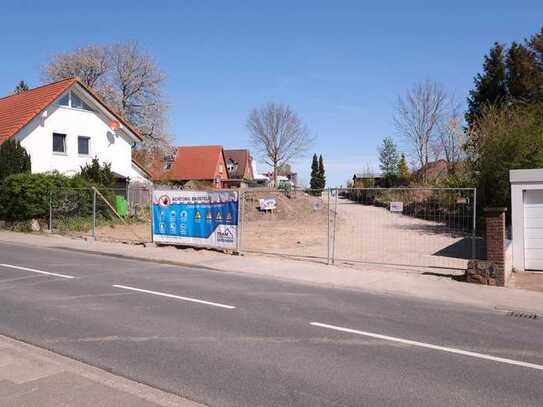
left=91, top=191, right=473, bottom=270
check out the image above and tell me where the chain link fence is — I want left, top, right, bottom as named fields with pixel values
left=49, top=186, right=153, bottom=242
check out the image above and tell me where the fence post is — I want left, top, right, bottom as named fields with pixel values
left=327, top=189, right=331, bottom=265
left=48, top=190, right=52, bottom=232
left=472, top=188, right=477, bottom=260
left=237, top=190, right=243, bottom=255
left=332, top=188, right=338, bottom=264
left=92, top=189, right=96, bottom=240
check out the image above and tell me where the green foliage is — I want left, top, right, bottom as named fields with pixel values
left=378, top=137, right=399, bottom=186
left=467, top=28, right=543, bottom=128
left=13, top=80, right=29, bottom=94
left=471, top=103, right=543, bottom=209
left=309, top=154, right=325, bottom=191
left=0, top=140, right=31, bottom=182
left=0, top=172, right=117, bottom=224
left=310, top=154, right=319, bottom=190
left=0, top=173, right=78, bottom=220
left=466, top=42, right=508, bottom=127
left=79, top=157, right=114, bottom=187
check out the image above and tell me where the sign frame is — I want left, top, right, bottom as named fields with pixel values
left=150, top=189, right=240, bottom=252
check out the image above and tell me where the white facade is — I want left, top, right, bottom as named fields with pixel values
left=13, top=85, right=148, bottom=183
left=510, top=169, right=543, bottom=271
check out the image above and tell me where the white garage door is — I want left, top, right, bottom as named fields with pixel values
left=524, top=189, right=543, bottom=270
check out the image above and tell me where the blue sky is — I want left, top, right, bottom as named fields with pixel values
left=1, top=1, right=542, bottom=186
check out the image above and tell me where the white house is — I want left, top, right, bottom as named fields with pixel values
left=0, top=78, right=151, bottom=185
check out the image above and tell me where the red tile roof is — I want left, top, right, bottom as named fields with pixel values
left=0, top=78, right=143, bottom=145
left=0, top=78, right=77, bottom=145
left=168, top=145, right=227, bottom=181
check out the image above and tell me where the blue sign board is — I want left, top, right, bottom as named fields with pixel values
left=152, top=190, right=239, bottom=249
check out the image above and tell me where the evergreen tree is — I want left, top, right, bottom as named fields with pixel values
left=0, top=140, right=32, bottom=182
left=398, top=153, right=410, bottom=185
left=506, top=42, right=541, bottom=103
left=13, top=80, right=29, bottom=95
left=79, top=157, right=114, bottom=187
left=466, top=43, right=508, bottom=128
left=310, top=154, right=319, bottom=190
left=378, top=137, right=399, bottom=186
left=317, top=154, right=326, bottom=189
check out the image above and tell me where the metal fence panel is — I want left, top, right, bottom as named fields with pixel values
left=332, top=187, right=479, bottom=269
left=239, top=188, right=330, bottom=261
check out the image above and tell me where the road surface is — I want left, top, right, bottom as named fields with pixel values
left=0, top=242, right=541, bottom=406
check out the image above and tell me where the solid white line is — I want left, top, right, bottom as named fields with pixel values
left=0, top=263, right=75, bottom=279
left=112, top=284, right=236, bottom=310
left=310, top=322, right=543, bottom=371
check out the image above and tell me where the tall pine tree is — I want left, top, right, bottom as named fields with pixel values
left=317, top=154, right=326, bottom=189
left=466, top=42, right=508, bottom=128
left=506, top=42, right=541, bottom=103
left=310, top=154, right=319, bottom=190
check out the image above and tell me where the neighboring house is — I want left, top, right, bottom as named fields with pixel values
left=163, top=145, right=228, bottom=189
left=414, top=159, right=449, bottom=183
left=0, top=78, right=150, bottom=187
left=223, top=149, right=254, bottom=188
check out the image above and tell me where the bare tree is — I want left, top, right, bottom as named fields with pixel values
left=394, top=79, right=447, bottom=181
left=436, top=98, right=466, bottom=174
left=247, top=103, right=313, bottom=186
left=42, top=42, right=170, bottom=150
left=42, top=45, right=108, bottom=88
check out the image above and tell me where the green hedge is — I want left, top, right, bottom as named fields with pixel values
left=0, top=173, right=116, bottom=221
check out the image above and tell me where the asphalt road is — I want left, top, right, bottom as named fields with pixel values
left=0, top=242, right=542, bottom=407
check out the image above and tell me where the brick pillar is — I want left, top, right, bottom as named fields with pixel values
left=484, top=207, right=507, bottom=286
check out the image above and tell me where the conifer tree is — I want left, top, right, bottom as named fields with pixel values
left=310, top=154, right=319, bottom=190
left=0, top=140, right=31, bottom=182
left=317, top=154, right=326, bottom=189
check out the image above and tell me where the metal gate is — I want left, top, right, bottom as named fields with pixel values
left=239, top=187, right=478, bottom=270
left=330, top=188, right=477, bottom=269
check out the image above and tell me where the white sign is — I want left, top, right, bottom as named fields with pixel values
left=259, top=198, right=277, bottom=211
left=389, top=201, right=404, bottom=212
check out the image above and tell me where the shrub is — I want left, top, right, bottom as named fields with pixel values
left=0, top=173, right=74, bottom=220
left=79, top=158, right=114, bottom=188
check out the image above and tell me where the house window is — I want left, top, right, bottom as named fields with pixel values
left=78, top=136, right=90, bottom=155
left=58, top=92, right=70, bottom=106
left=218, top=164, right=224, bottom=174
left=71, top=92, right=93, bottom=111
left=57, top=91, right=93, bottom=111
left=52, top=133, right=66, bottom=153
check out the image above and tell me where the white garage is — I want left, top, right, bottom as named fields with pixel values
left=510, top=169, right=543, bottom=271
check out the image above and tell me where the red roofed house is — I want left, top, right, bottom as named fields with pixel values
left=0, top=78, right=150, bottom=185
left=164, top=145, right=229, bottom=189
left=223, top=149, right=254, bottom=188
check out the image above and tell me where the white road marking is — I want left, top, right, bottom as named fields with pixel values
left=310, top=322, right=543, bottom=371
left=112, top=284, right=236, bottom=309
left=0, top=263, right=75, bottom=279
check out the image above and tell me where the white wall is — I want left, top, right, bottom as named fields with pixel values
left=14, top=88, right=138, bottom=181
